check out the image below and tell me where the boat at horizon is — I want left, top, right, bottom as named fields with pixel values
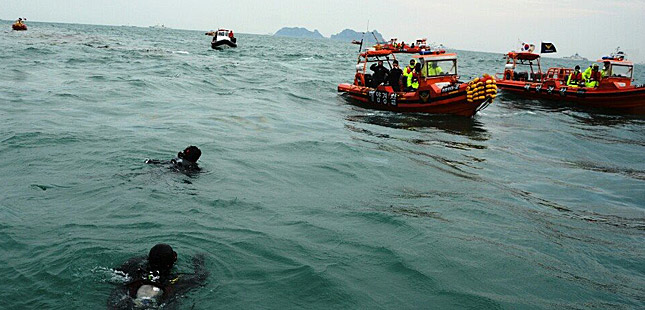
left=12, top=18, right=27, bottom=31
left=563, top=53, right=588, bottom=61
left=206, top=28, right=237, bottom=49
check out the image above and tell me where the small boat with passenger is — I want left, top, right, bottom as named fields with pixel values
left=496, top=50, right=645, bottom=113
left=338, top=49, right=496, bottom=117
left=206, top=29, right=237, bottom=49
left=12, top=18, right=27, bottom=31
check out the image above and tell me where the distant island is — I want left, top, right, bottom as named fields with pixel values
left=274, top=27, right=385, bottom=43
left=274, top=27, right=324, bottom=39
left=330, top=29, right=385, bottom=43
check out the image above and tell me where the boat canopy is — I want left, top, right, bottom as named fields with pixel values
left=507, top=52, right=540, bottom=61
left=596, top=58, right=633, bottom=66
left=596, top=59, right=634, bottom=79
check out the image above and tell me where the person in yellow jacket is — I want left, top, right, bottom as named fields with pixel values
left=403, top=59, right=416, bottom=91
left=581, top=64, right=594, bottom=81
left=585, top=64, right=601, bottom=88
left=427, top=61, right=443, bottom=76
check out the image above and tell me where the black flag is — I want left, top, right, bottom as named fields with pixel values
left=541, top=42, right=557, bottom=53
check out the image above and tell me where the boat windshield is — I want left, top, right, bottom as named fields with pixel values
left=422, top=59, right=456, bottom=77
left=610, top=64, right=633, bottom=79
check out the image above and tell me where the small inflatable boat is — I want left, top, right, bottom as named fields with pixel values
left=208, top=29, right=237, bottom=49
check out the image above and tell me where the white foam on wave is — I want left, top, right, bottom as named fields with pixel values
left=495, top=111, right=537, bottom=118
left=92, top=266, right=131, bottom=283
left=172, top=50, right=189, bottom=55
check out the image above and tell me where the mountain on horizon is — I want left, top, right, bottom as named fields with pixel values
left=274, top=27, right=324, bottom=39
left=273, top=27, right=385, bottom=43
left=330, top=29, right=385, bottom=43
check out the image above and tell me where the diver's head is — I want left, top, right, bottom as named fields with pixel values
left=377, top=60, right=383, bottom=66
left=592, top=64, right=599, bottom=71
left=178, top=146, right=201, bottom=163
left=409, top=59, right=416, bottom=67
left=148, top=243, right=177, bottom=272
left=575, top=65, right=580, bottom=71
left=414, top=63, right=422, bottom=72
left=603, top=61, right=610, bottom=68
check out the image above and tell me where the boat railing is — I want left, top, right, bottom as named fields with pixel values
left=544, top=68, right=573, bottom=83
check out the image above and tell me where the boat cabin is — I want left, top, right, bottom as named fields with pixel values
left=502, top=52, right=543, bottom=82
left=354, top=50, right=461, bottom=89
left=215, top=29, right=233, bottom=38
left=593, top=58, right=634, bottom=88
left=411, top=52, right=460, bottom=90
left=600, top=59, right=633, bottom=79
left=412, top=52, right=458, bottom=78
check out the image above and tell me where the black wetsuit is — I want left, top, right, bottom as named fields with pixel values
left=388, top=68, right=403, bottom=92
left=369, top=63, right=389, bottom=88
left=107, top=254, right=208, bottom=309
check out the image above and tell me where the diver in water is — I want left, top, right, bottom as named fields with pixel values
left=107, top=243, right=209, bottom=309
left=145, top=146, right=202, bottom=172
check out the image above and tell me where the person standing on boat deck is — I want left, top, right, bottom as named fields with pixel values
left=567, top=65, right=583, bottom=87
left=388, top=60, right=403, bottom=92
left=370, top=60, right=389, bottom=87
left=601, top=61, right=610, bottom=77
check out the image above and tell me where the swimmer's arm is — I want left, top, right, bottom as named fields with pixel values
left=144, top=159, right=168, bottom=165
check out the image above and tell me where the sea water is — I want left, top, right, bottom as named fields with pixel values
left=1, top=21, right=644, bottom=309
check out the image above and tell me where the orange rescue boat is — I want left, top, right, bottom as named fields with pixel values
left=338, top=50, right=495, bottom=117
left=496, top=51, right=645, bottom=114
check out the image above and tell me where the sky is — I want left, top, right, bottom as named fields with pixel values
left=4, top=0, right=645, bottom=62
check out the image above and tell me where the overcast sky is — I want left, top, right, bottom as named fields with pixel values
left=4, top=0, right=645, bottom=62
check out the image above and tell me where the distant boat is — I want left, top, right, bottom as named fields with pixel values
left=12, top=18, right=27, bottom=31
left=563, top=53, right=588, bottom=61
left=207, top=29, right=237, bottom=49
left=149, top=24, right=167, bottom=29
